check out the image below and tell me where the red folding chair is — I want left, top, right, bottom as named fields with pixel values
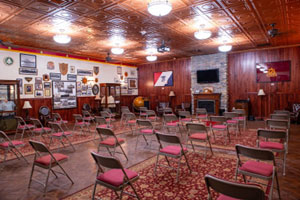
left=52, top=113, right=69, bottom=130
left=163, top=114, right=180, bottom=135
left=30, top=118, right=52, bottom=140
left=49, top=122, right=75, bottom=152
left=82, top=110, right=95, bottom=124
left=209, top=116, right=230, bottom=145
left=123, top=112, right=137, bottom=135
left=224, top=112, right=240, bottom=137
left=178, top=110, right=193, bottom=126
left=135, top=119, right=156, bottom=150
left=195, top=108, right=208, bottom=121
left=73, top=114, right=90, bottom=135
left=14, top=116, right=34, bottom=140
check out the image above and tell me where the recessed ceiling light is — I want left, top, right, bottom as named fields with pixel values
left=194, top=30, right=212, bottom=40
left=218, top=44, right=232, bottom=52
left=148, top=0, right=172, bottom=16
left=111, top=47, right=124, bottom=55
left=53, top=34, right=71, bottom=44
left=146, top=55, right=157, bottom=61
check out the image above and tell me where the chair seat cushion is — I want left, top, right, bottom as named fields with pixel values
left=140, top=113, right=147, bottom=116
left=166, top=122, right=178, bottom=126
left=233, top=117, right=245, bottom=120
left=239, top=160, right=273, bottom=177
left=35, top=153, right=68, bottom=166
left=160, top=145, right=187, bottom=155
left=217, top=194, right=239, bottom=200
left=148, top=116, right=157, bottom=120
left=197, top=114, right=207, bottom=118
left=128, top=120, right=136, bottom=124
left=227, top=120, right=238, bottom=124
left=33, top=127, right=52, bottom=132
left=83, top=117, right=94, bottom=120
left=212, top=125, right=227, bottom=129
left=181, top=118, right=192, bottom=121
left=97, top=124, right=108, bottom=128
left=52, top=131, right=72, bottom=137
left=77, top=122, right=89, bottom=125
left=97, top=169, right=138, bottom=187
left=140, top=129, right=153, bottom=134
left=105, top=118, right=115, bottom=122
left=189, top=133, right=207, bottom=140
left=260, top=141, right=284, bottom=150
left=0, top=140, right=24, bottom=147
left=18, top=124, right=34, bottom=129
left=100, top=137, right=125, bottom=146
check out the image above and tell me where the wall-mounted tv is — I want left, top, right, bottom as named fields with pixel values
left=256, top=60, right=291, bottom=83
left=197, top=69, right=219, bottom=83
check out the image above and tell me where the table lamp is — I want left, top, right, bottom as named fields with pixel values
left=23, top=101, right=32, bottom=121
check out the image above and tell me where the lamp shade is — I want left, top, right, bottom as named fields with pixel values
left=23, top=101, right=32, bottom=109
left=95, top=95, right=101, bottom=100
left=169, top=91, right=175, bottom=97
left=257, top=89, right=266, bottom=96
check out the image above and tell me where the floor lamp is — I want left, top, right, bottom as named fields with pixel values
left=23, top=101, right=32, bottom=121
left=169, top=91, right=175, bottom=108
left=257, top=89, right=265, bottom=120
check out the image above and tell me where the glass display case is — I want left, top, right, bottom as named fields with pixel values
left=0, top=80, right=21, bottom=132
left=99, top=83, right=121, bottom=114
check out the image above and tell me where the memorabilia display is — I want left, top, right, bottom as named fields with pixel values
left=67, top=74, right=77, bottom=81
left=44, top=88, right=51, bottom=97
left=47, top=61, right=55, bottom=70
left=130, top=69, right=136, bottom=76
left=128, top=78, right=137, bottom=88
left=20, top=53, right=36, bottom=68
left=52, top=81, right=77, bottom=109
left=44, top=82, right=51, bottom=89
left=24, top=84, right=33, bottom=94
left=50, top=72, right=61, bottom=80
left=59, top=63, right=68, bottom=75
left=92, top=84, right=99, bottom=95
left=77, top=69, right=93, bottom=76
left=19, top=67, right=38, bottom=75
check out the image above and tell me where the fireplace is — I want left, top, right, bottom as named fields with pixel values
left=197, top=100, right=215, bottom=114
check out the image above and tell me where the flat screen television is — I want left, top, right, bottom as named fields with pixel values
left=197, top=69, right=219, bottom=83
left=256, top=60, right=291, bottom=83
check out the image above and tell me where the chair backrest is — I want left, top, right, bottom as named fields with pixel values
left=232, top=109, right=245, bottom=115
left=178, top=110, right=191, bottom=118
left=96, top=127, right=115, bottom=138
left=100, top=111, right=110, bottom=118
left=186, top=123, right=207, bottom=133
left=124, top=112, right=136, bottom=120
left=29, top=140, right=51, bottom=153
left=73, top=114, right=83, bottom=122
left=196, top=108, right=207, bottom=115
left=163, top=107, right=173, bottom=114
left=266, top=119, right=288, bottom=130
left=181, top=102, right=191, bottom=110
left=137, top=119, right=153, bottom=128
left=164, top=114, right=178, bottom=122
left=274, top=110, right=290, bottom=116
left=102, top=108, right=112, bottom=113
left=223, top=112, right=239, bottom=119
left=82, top=110, right=91, bottom=117
left=270, top=114, right=289, bottom=121
left=49, top=122, right=64, bottom=132
left=91, top=151, right=122, bottom=170
left=0, top=130, right=11, bottom=143
left=121, top=107, right=130, bottom=114
left=205, top=174, right=265, bottom=200
left=139, top=107, right=147, bottom=112
left=15, top=116, right=26, bottom=125
left=52, top=113, right=62, bottom=121
left=257, top=129, right=287, bottom=140
left=146, top=110, right=156, bottom=116
left=209, top=116, right=226, bottom=123
left=95, top=116, right=107, bottom=125
left=155, top=131, right=181, bottom=145
left=235, top=144, right=274, bottom=162
left=30, top=118, right=43, bottom=128
left=159, top=102, right=169, bottom=109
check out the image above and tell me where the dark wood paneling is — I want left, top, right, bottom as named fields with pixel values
left=120, top=95, right=138, bottom=111
left=228, top=46, right=300, bottom=117
left=138, top=58, right=191, bottom=111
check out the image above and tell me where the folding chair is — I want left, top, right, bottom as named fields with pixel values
left=274, top=110, right=290, bottom=116
left=49, top=122, right=75, bottom=152
left=135, top=119, right=156, bottom=150
left=178, top=110, right=192, bottom=126
left=94, top=116, right=111, bottom=139
left=123, top=112, right=137, bottom=135
left=232, top=108, right=247, bottom=130
left=209, top=116, right=230, bottom=145
left=224, top=112, right=240, bottom=137
left=139, top=107, right=148, bottom=119
left=146, top=110, right=158, bottom=122
left=30, top=118, right=52, bottom=140
left=163, top=114, right=180, bottom=135
left=52, top=113, right=69, bottom=130
left=154, top=132, right=192, bottom=182
left=73, top=114, right=90, bottom=135
left=102, top=108, right=116, bottom=118
left=0, top=130, right=28, bottom=165
left=257, top=129, right=287, bottom=176
left=195, top=108, right=208, bottom=121
left=14, top=116, right=34, bottom=140
left=235, top=144, right=281, bottom=200
left=96, top=127, right=128, bottom=160
left=101, top=111, right=115, bottom=126
left=186, top=123, right=213, bottom=159
left=91, top=152, right=140, bottom=200
left=82, top=110, right=95, bottom=124
left=28, top=140, right=74, bottom=193
left=163, top=107, right=173, bottom=115
left=120, top=107, right=131, bottom=125
left=205, top=174, right=265, bottom=200
left=266, top=119, right=289, bottom=152
left=270, top=114, right=290, bottom=129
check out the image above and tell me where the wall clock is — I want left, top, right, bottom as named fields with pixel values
left=3, top=57, right=14, bottom=65
left=92, top=84, right=99, bottom=95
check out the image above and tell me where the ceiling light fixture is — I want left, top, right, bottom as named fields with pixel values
left=111, top=47, right=124, bottom=55
left=218, top=44, right=232, bottom=52
left=53, top=34, right=71, bottom=44
left=194, top=30, right=212, bottom=40
left=146, top=55, right=157, bottom=62
left=148, top=0, right=172, bottom=17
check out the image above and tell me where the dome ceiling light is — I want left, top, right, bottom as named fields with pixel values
left=53, top=29, right=71, bottom=44
left=111, top=47, right=124, bottom=55
left=218, top=44, right=232, bottom=52
left=194, top=30, right=212, bottom=40
left=148, top=0, right=172, bottom=17
left=146, top=55, right=157, bottom=62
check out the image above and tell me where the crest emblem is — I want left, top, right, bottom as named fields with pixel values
left=93, top=66, right=99, bottom=75
left=59, top=63, right=68, bottom=75
left=4, top=57, right=14, bottom=65
left=47, top=61, right=54, bottom=70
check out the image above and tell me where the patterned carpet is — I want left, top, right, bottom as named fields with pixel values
left=63, top=152, right=249, bottom=200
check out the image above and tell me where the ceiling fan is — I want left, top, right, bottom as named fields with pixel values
left=267, top=23, right=279, bottom=38
left=157, top=40, right=170, bottom=53
left=0, top=39, right=18, bottom=48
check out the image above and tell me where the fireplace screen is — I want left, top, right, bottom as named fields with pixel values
left=197, top=100, right=215, bottom=114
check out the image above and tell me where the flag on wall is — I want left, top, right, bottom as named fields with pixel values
left=154, top=71, right=173, bottom=87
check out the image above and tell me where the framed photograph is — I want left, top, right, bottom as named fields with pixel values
left=44, top=88, right=51, bottom=97
left=35, top=82, right=43, bottom=90
left=50, top=73, right=61, bottom=81
left=24, top=84, right=33, bottom=94
left=154, top=71, right=173, bottom=87
left=92, top=84, right=99, bottom=95
left=117, top=66, right=122, bottom=75
left=256, top=60, right=291, bottom=83
left=70, top=66, right=75, bottom=73
left=20, top=53, right=36, bottom=68
left=47, top=61, right=55, bottom=70
left=52, top=81, right=77, bottom=109
left=44, top=82, right=51, bottom=89
left=87, top=89, right=92, bottom=96
left=19, top=67, right=38, bottom=75
left=16, top=78, right=23, bottom=94
left=35, top=90, right=43, bottom=97
left=128, top=78, right=137, bottom=89
left=67, top=74, right=77, bottom=81
left=77, top=69, right=93, bottom=76
left=130, top=69, right=136, bottom=76
left=35, top=77, right=42, bottom=83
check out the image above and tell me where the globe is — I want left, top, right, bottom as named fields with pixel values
left=133, top=96, right=144, bottom=110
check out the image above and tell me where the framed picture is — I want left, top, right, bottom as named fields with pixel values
left=130, top=69, right=136, bottom=76
left=16, top=78, right=23, bottom=94
left=43, top=74, right=49, bottom=81
left=50, top=73, right=61, bottom=81
left=117, top=66, right=122, bottom=75
left=20, top=53, right=36, bottom=68
left=128, top=78, right=137, bottom=89
left=52, top=81, right=77, bottom=109
left=24, top=84, right=33, bottom=94
left=92, top=84, right=99, bottom=95
left=35, top=82, right=43, bottom=90
left=67, top=74, right=77, bottom=81
left=44, top=82, right=51, bottom=89
left=44, top=88, right=51, bottom=97
left=256, top=60, right=291, bottom=83
left=19, top=67, right=38, bottom=75
left=154, top=71, right=173, bottom=87
left=77, top=69, right=93, bottom=76
left=35, top=90, right=43, bottom=97
left=47, top=61, right=55, bottom=70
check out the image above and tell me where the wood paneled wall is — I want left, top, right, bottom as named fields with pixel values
left=20, top=95, right=137, bottom=121
left=138, top=58, right=192, bottom=110
left=228, top=46, right=300, bottom=117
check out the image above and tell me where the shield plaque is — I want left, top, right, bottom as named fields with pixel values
left=59, top=63, right=68, bottom=75
left=93, top=66, right=99, bottom=75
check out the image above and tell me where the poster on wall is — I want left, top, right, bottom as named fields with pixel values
left=154, top=71, right=173, bottom=87
left=256, top=60, right=291, bottom=83
left=52, top=81, right=77, bottom=109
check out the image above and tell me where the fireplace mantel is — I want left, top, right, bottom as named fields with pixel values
left=193, top=93, right=221, bottom=115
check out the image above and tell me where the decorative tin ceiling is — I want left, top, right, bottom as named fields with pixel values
left=0, top=0, right=299, bottom=64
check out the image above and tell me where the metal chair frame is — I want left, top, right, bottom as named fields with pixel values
left=178, top=110, right=192, bottom=126
left=52, top=113, right=69, bottom=130
left=30, top=118, right=52, bottom=140
left=163, top=114, right=180, bottom=135
left=14, top=116, right=34, bottom=140
left=195, top=108, right=208, bottom=121
left=232, top=108, right=247, bottom=130
left=209, top=116, right=230, bottom=145
left=266, top=119, right=289, bottom=153
left=100, top=111, right=115, bottom=126
left=124, top=112, right=137, bottom=135
left=224, top=112, right=240, bottom=137
left=146, top=110, right=158, bottom=122
left=82, top=110, right=95, bottom=124
left=49, top=122, right=75, bottom=152
left=135, top=119, right=156, bottom=150
left=139, top=107, right=148, bottom=119
left=73, top=114, right=90, bottom=135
